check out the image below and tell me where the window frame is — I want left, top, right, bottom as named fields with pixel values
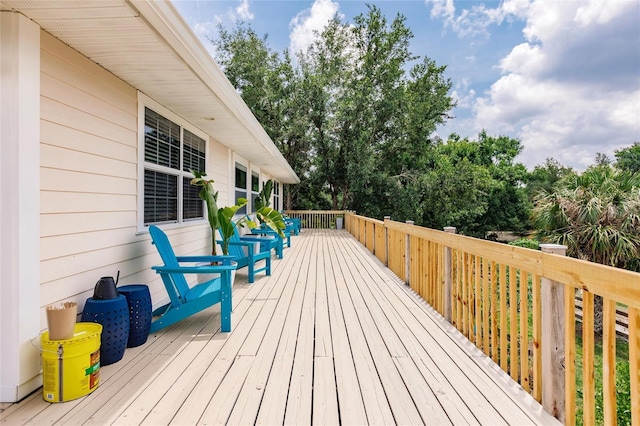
left=137, top=93, right=209, bottom=232
left=250, top=170, right=260, bottom=213
left=273, top=180, right=281, bottom=211
left=234, top=161, right=248, bottom=216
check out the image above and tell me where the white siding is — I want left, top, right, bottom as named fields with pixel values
left=38, top=31, right=231, bottom=328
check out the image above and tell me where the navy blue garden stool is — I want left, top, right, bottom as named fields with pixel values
left=81, top=295, right=129, bottom=366
left=118, top=285, right=152, bottom=348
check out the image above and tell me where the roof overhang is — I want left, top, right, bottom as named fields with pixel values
left=0, top=0, right=299, bottom=184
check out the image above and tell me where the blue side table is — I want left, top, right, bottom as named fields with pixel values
left=81, top=295, right=129, bottom=366
left=118, top=285, right=152, bottom=348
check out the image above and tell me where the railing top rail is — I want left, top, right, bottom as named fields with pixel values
left=347, top=212, right=384, bottom=226
left=286, top=210, right=346, bottom=214
left=384, top=219, right=640, bottom=309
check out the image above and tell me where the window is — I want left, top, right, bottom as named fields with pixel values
left=273, top=181, right=280, bottom=211
left=143, top=106, right=206, bottom=226
left=235, top=163, right=247, bottom=215
left=251, top=172, right=260, bottom=212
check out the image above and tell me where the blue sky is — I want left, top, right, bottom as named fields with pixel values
left=174, top=0, right=640, bottom=171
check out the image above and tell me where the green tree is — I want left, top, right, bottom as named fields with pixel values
left=532, top=165, right=640, bottom=331
left=527, top=158, right=574, bottom=198
left=299, top=5, right=454, bottom=210
left=423, top=132, right=530, bottom=237
left=532, top=165, right=640, bottom=270
left=615, top=142, right=640, bottom=173
left=213, top=23, right=312, bottom=209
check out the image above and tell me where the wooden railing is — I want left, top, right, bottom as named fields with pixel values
left=285, top=210, right=345, bottom=229
left=345, top=212, right=640, bottom=426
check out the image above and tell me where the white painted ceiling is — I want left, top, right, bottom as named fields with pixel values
left=1, top=0, right=299, bottom=183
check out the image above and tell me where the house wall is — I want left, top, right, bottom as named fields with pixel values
left=38, top=31, right=276, bottom=325
left=2, top=15, right=283, bottom=404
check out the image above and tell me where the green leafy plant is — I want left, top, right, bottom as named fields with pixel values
left=217, top=198, right=254, bottom=255
left=254, top=179, right=273, bottom=211
left=191, top=171, right=286, bottom=256
left=190, top=170, right=220, bottom=255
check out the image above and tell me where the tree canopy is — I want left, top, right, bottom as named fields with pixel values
left=213, top=6, right=456, bottom=214
left=532, top=164, right=640, bottom=271
left=211, top=8, right=638, bottom=242
left=615, top=142, right=640, bottom=173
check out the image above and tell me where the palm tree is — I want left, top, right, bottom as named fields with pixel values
left=531, top=165, right=640, bottom=332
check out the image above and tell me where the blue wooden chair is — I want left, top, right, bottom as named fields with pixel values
left=280, top=211, right=301, bottom=235
left=148, top=225, right=237, bottom=333
left=286, top=218, right=301, bottom=235
left=216, top=224, right=272, bottom=283
left=249, top=224, right=291, bottom=259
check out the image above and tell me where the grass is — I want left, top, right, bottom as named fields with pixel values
left=574, top=323, right=632, bottom=425
left=485, top=266, right=632, bottom=425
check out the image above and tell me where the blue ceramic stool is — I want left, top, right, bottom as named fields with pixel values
left=118, top=285, right=152, bottom=348
left=81, top=295, right=129, bottom=366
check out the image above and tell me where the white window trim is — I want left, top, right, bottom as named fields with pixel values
left=250, top=168, right=262, bottom=213
left=137, top=92, right=209, bottom=232
left=233, top=158, right=249, bottom=216
left=273, top=180, right=281, bottom=211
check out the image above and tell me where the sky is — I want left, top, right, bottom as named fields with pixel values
left=174, top=0, right=640, bottom=171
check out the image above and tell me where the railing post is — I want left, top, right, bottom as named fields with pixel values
left=405, top=221, right=414, bottom=285
left=540, top=244, right=568, bottom=423
left=443, top=227, right=456, bottom=322
left=384, top=216, right=391, bottom=266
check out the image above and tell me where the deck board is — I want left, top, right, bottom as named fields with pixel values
left=1, top=229, right=560, bottom=426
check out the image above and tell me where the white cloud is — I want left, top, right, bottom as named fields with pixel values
left=427, top=0, right=455, bottom=21
left=235, top=0, right=254, bottom=21
left=451, top=78, right=476, bottom=109
left=435, top=0, right=640, bottom=169
left=498, top=42, right=545, bottom=75
left=193, top=20, right=218, bottom=39
left=426, top=0, right=529, bottom=38
left=486, top=3, right=637, bottom=169
left=289, top=0, right=342, bottom=55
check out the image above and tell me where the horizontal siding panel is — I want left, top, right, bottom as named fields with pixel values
left=41, top=120, right=137, bottom=158
left=41, top=238, right=149, bottom=285
left=39, top=227, right=211, bottom=309
left=41, top=211, right=136, bottom=237
left=41, top=31, right=136, bottom=111
left=41, top=191, right=136, bottom=214
left=41, top=73, right=136, bottom=130
left=41, top=144, right=136, bottom=180
left=41, top=227, right=147, bottom=261
left=41, top=97, right=136, bottom=146
left=40, top=168, right=136, bottom=194
left=39, top=256, right=165, bottom=330
left=40, top=224, right=209, bottom=261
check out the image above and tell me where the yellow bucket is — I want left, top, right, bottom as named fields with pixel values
left=41, top=322, right=102, bottom=402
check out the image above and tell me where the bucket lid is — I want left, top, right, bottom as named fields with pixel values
left=41, top=323, right=102, bottom=346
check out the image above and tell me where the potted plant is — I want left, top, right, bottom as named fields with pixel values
left=190, top=171, right=286, bottom=257
left=254, top=179, right=273, bottom=214
left=190, top=170, right=221, bottom=256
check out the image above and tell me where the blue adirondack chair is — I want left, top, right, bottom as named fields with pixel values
left=280, top=211, right=301, bottom=236
left=288, top=218, right=301, bottom=235
left=148, top=225, right=237, bottom=333
left=216, top=224, right=272, bottom=283
left=249, top=224, right=291, bottom=259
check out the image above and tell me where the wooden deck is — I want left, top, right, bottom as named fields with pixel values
left=1, top=229, right=560, bottom=425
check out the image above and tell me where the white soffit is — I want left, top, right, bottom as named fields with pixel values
left=0, top=0, right=299, bottom=184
